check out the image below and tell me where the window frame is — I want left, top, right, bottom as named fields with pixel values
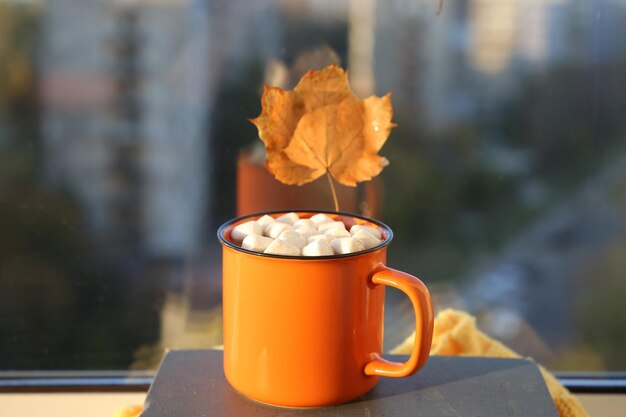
left=1, top=371, right=624, bottom=394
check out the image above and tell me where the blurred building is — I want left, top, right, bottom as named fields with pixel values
left=370, top=0, right=625, bottom=134
left=40, top=0, right=116, bottom=237
left=39, top=0, right=281, bottom=259
left=36, top=0, right=626, bottom=257
left=373, top=0, right=472, bottom=132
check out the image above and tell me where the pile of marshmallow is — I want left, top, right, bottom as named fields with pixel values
left=230, top=212, right=384, bottom=257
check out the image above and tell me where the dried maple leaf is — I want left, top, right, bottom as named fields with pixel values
left=250, top=65, right=395, bottom=188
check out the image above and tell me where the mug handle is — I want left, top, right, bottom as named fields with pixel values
left=364, top=263, right=434, bottom=377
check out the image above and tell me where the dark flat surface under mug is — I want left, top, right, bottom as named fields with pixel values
left=141, top=349, right=559, bottom=417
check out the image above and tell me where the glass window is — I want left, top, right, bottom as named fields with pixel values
left=1, top=0, right=625, bottom=372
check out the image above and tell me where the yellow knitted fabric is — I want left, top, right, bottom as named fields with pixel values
left=391, top=309, right=589, bottom=417
left=113, top=405, right=142, bottom=417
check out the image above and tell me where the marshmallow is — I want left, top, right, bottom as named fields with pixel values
left=352, top=230, right=381, bottom=250
left=324, top=228, right=351, bottom=239
left=293, top=219, right=316, bottom=230
left=256, top=214, right=275, bottom=227
left=307, top=234, right=334, bottom=243
left=318, top=221, right=346, bottom=233
left=350, top=225, right=382, bottom=240
left=262, top=221, right=276, bottom=235
left=242, top=235, right=274, bottom=252
left=264, top=222, right=293, bottom=239
left=293, top=219, right=318, bottom=238
left=277, top=230, right=307, bottom=249
left=309, top=213, right=334, bottom=225
left=330, top=237, right=365, bottom=255
left=264, top=239, right=301, bottom=256
left=275, top=212, right=300, bottom=225
left=231, top=220, right=263, bottom=242
left=302, top=239, right=334, bottom=256
left=296, top=228, right=318, bottom=240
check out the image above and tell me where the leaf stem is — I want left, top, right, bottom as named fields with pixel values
left=326, top=172, right=340, bottom=212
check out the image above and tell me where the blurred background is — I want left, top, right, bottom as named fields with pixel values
left=0, top=0, right=625, bottom=373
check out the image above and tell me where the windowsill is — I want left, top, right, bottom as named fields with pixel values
left=1, top=369, right=625, bottom=417
left=0, top=392, right=147, bottom=417
left=0, top=392, right=624, bottom=417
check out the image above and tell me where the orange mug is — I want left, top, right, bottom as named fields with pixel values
left=218, top=210, right=434, bottom=407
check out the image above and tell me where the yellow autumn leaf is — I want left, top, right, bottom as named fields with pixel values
left=250, top=64, right=395, bottom=187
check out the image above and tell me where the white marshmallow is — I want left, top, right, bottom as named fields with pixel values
left=352, top=230, right=381, bottom=250
left=256, top=214, right=275, bottom=227
left=231, top=220, right=263, bottom=242
left=262, top=221, right=276, bottom=235
left=324, top=228, right=351, bottom=239
left=307, top=234, right=334, bottom=243
left=293, top=219, right=318, bottom=238
left=242, top=235, right=274, bottom=252
left=293, top=219, right=316, bottom=230
left=318, top=221, right=346, bottom=233
left=302, top=239, right=334, bottom=256
left=309, top=213, right=334, bottom=225
left=264, top=239, right=301, bottom=256
left=350, top=225, right=382, bottom=240
left=330, top=237, right=365, bottom=255
left=295, top=228, right=318, bottom=240
left=277, top=230, right=307, bottom=249
left=264, top=222, right=293, bottom=239
left=275, top=212, right=299, bottom=225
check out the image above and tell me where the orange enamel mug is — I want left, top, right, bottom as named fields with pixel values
left=218, top=210, right=434, bottom=407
